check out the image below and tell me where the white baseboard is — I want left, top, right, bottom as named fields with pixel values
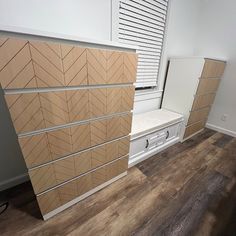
left=43, top=171, right=127, bottom=220
left=0, top=173, right=29, bottom=191
left=206, top=123, right=236, bottom=137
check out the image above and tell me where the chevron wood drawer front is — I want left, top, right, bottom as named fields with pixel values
left=36, top=156, right=128, bottom=215
left=18, top=133, right=52, bottom=168
left=28, top=136, right=130, bottom=194
left=0, top=36, right=137, bottom=89
left=18, top=114, right=131, bottom=168
left=87, top=48, right=137, bottom=85
left=0, top=37, right=87, bottom=89
left=5, top=86, right=134, bottom=134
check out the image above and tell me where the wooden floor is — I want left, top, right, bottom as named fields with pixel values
left=1, top=129, right=236, bottom=236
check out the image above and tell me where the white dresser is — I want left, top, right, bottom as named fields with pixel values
left=129, top=109, right=183, bottom=167
left=162, top=57, right=226, bottom=140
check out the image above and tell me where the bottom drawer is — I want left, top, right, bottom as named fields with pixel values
left=37, top=156, right=128, bottom=216
left=187, top=107, right=211, bottom=125
left=184, top=120, right=206, bottom=139
left=130, top=123, right=181, bottom=161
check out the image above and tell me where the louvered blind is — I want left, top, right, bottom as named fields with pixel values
left=118, top=0, right=169, bottom=88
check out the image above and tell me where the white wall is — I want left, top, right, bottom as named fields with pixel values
left=158, top=0, right=202, bottom=90
left=195, top=0, right=236, bottom=136
left=0, top=0, right=112, bottom=190
left=0, top=0, right=111, bottom=41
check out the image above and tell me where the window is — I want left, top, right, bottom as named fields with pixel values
left=117, top=0, right=169, bottom=88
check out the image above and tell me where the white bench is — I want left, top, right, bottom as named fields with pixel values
left=129, top=109, right=184, bottom=167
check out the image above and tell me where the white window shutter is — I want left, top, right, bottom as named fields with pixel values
left=118, top=0, right=169, bottom=88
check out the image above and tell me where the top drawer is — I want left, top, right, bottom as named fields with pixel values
left=201, top=59, right=226, bottom=78
left=0, top=37, right=138, bottom=89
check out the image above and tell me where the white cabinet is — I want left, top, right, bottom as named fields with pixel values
left=129, top=109, right=183, bottom=167
left=162, top=57, right=226, bottom=140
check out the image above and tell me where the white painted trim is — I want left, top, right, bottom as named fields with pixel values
left=111, top=0, right=119, bottom=42
left=134, top=89, right=163, bottom=102
left=0, top=173, right=29, bottom=191
left=0, top=24, right=137, bottom=51
left=43, top=171, right=127, bottom=220
left=128, top=137, right=180, bottom=168
left=206, top=123, right=236, bottom=138
left=4, top=83, right=133, bottom=95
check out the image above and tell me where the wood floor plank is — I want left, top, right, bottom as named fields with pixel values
left=1, top=129, right=236, bottom=236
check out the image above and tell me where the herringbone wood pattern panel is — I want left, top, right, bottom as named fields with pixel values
left=29, top=164, right=57, bottom=194
left=18, top=133, right=52, bottom=168
left=123, top=52, right=138, bottom=83
left=0, top=37, right=137, bottom=90
left=0, top=36, right=136, bottom=218
left=106, top=50, right=124, bottom=84
left=62, top=46, right=87, bottom=86
left=39, top=91, right=70, bottom=127
left=66, top=89, right=90, bottom=122
left=37, top=189, right=61, bottom=215
left=36, top=156, right=127, bottom=215
left=5, top=86, right=134, bottom=134
left=30, top=40, right=65, bottom=87
left=87, top=48, right=107, bottom=84
left=0, top=38, right=37, bottom=89
left=5, top=93, right=45, bottom=133
left=28, top=136, right=129, bottom=194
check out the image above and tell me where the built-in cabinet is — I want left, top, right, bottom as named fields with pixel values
left=162, top=57, right=226, bottom=140
left=129, top=109, right=183, bottom=167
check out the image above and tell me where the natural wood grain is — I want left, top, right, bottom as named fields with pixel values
left=0, top=37, right=137, bottom=89
left=5, top=87, right=134, bottom=134
left=184, top=120, right=207, bottom=139
left=37, top=189, right=61, bottom=215
left=192, top=93, right=216, bottom=111
left=196, top=78, right=221, bottom=95
left=2, top=130, right=236, bottom=235
left=121, top=86, right=135, bottom=111
left=39, top=91, right=70, bottom=127
left=74, top=151, right=92, bottom=176
left=63, top=46, right=87, bottom=86
left=106, top=50, right=124, bottom=84
left=106, top=87, right=122, bottom=114
left=123, top=52, right=138, bottom=83
left=53, top=158, right=76, bottom=184
left=202, top=59, right=226, bottom=78
left=187, top=107, right=211, bottom=125
left=29, top=165, right=57, bottom=194
left=87, top=48, right=107, bottom=85
left=66, top=89, right=90, bottom=122
left=5, top=93, right=45, bottom=133
left=33, top=157, right=128, bottom=215
left=18, top=133, right=52, bottom=168
left=89, top=88, right=107, bottom=117
left=71, top=123, right=91, bottom=153
left=47, top=127, right=73, bottom=160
